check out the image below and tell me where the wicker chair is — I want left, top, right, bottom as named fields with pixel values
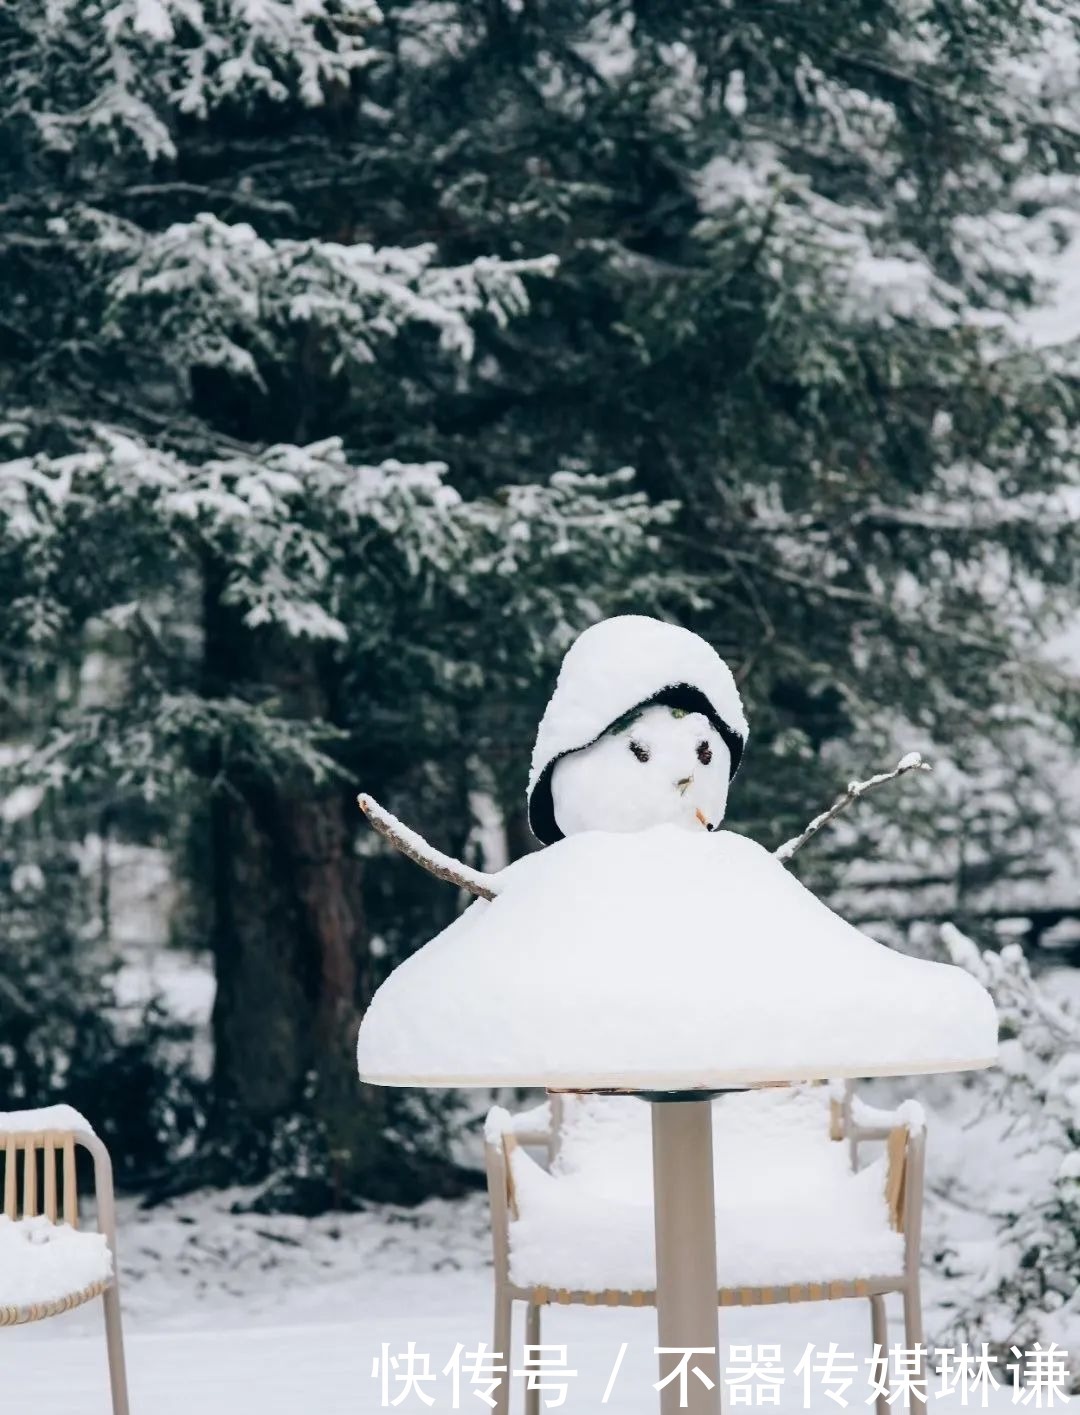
left=485, top=1085, right=925, bottom=1415
left=0, top=1108, right=130, bottom=1415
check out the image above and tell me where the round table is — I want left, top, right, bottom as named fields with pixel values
left=356, top=826, right=999, bottom=1414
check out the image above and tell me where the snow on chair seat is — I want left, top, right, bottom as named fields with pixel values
left=0, top=1215, right=113, bottom=1318
left=484, top=1085, right=926, bottom=1415
left=505, top=1088, right=905, bottom=1293
left=0, top=1108, right=131, bottom=1414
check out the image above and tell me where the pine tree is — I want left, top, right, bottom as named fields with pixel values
left=0, top=2, right=686, bottom=1200
left=333, top=0, right=1080, bottom=885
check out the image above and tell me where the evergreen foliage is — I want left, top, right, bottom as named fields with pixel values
left=0, top=822, right=204, bottom=1184
left=936, top=926, right=1080, bottom=1389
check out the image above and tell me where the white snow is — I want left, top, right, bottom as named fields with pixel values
left=8, top=1013, right=1080, bottom=1415
left=849, top=1095, right=926, bottom=1135
left=484, top=1099, right=552, bottom=1144
left=0, top=1161, right=1073, bottom=1413
left=5, top=1285, right=1056, bottom=1415
left=1024, top=242, right=1080, bottom=348
left=0, top=1216, right=113, bottom=1307
left=356, top=825, right=998, bottom=1089
left=497, top=1089, right=905, bottom=1292
left=0, top=1105, right=96, bottom=1137
left=528, top=616, right=748, bottom=842
left=551, top=703, right=732, bottom=836
left=1, top=781, right=45, bottom=824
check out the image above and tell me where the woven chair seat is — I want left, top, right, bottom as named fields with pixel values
left=0, top=1277, right=112, bottom=1327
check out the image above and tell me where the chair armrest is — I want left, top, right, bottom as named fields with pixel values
left=826, top=1084, right=926, bottom=1141
left=484, top=1105, right=533, bottom=1145
left=836, top=1087, right=928, bottom=1272
left=507, top=1098, right=554, bottom=1149
left=487, top=1095, right=563, bottom=1165
left=883, top=1118, right=927, bottom=1261
left=850, top=1096, right=926, bottom=1143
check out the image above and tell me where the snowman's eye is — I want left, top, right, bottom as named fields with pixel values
left=696, top=739, right=713, bottom=766
left=629, top=740, right=651, bottom=763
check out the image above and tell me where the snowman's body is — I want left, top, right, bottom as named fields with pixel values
left=356, top=824, right=999, bottom=1086
left=551, top=704, right=732, bottom=836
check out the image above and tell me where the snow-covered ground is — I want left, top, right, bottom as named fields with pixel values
left=8, top=947, right=1079, bottom=1410
left=3, top=1179, right=1072, bottom=1413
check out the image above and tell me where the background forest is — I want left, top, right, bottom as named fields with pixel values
left=2, top=0, right=1080, bottom=1367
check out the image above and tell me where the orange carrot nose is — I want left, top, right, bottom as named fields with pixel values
left=695, top=808, right=710, bottom=829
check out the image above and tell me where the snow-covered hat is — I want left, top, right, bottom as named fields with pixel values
left=527, top=616, right=749, bottom=845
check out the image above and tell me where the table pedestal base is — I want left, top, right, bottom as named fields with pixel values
left=651, top=1099, right=722, bottom=1415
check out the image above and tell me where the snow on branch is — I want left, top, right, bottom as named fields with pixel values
left=774, top=751, right=931, bottom=864
left=357, top=794, right=499, bottom=901
left=942, top=922, right=1079, bottom=1047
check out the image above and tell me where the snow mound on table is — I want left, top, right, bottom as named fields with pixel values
left=0, top=1216, right=112, bottom=1307
left=356, top=826, right=998, bottom=1088
left=504, top=1089, right=905, bottom=1291
left=527, top=616, right=748, bottom=843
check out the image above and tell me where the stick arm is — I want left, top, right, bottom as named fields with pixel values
left=774, top=751, right=932, bottom=863
left=357, top=794, right=500, bottom=900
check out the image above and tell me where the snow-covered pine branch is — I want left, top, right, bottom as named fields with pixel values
left=106, top=214, right=559, bottom=393
left=934, top=924, right=1080, bottom=1387
left=7, top=0, right=383, bottom=166
left=357, top=795, right=499, bottom=901
left=773, top=752, right=932, bottom=863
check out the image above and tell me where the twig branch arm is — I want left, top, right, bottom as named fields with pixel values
left=357, top=794, right=500, bottom=900
left=774, top=751, right=932, bottom=864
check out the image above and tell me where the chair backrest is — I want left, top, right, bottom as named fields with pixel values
left=495, top=1090, right=925, bottom=1213
left=549, top=1087, right=847, bottom=1207
left=0, top=1122, right=119, bottom=1251
left=2, top=1130, right=80, bottom=1227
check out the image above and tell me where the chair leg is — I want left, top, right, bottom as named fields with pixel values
left=903, top=1274, right=927, bottom=1403
left=870, top=1295, right=890, bottom=1415
left=103, top=1283, right=131, bottom=1415
left=525, top=1303, right=541, bottom=1415
left=493, top=1286, right=513, bottom=1415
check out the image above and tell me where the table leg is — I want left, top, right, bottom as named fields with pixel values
left=651, top=1099, right=722, bottom=1415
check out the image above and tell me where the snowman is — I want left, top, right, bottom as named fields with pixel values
left=355, top=615, right=997, bottom=1088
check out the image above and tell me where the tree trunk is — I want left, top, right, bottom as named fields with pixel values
left=208, top=779, right=364, bottom=1126
left=201, top=580, right=474, bottom=1207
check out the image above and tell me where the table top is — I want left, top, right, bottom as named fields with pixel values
left=357, top=1055, right=996, bottom=1090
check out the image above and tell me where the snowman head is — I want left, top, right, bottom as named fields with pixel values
left=550, top=702, right=733, bottom=837
left=527, top=616, right=749, bottom=844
